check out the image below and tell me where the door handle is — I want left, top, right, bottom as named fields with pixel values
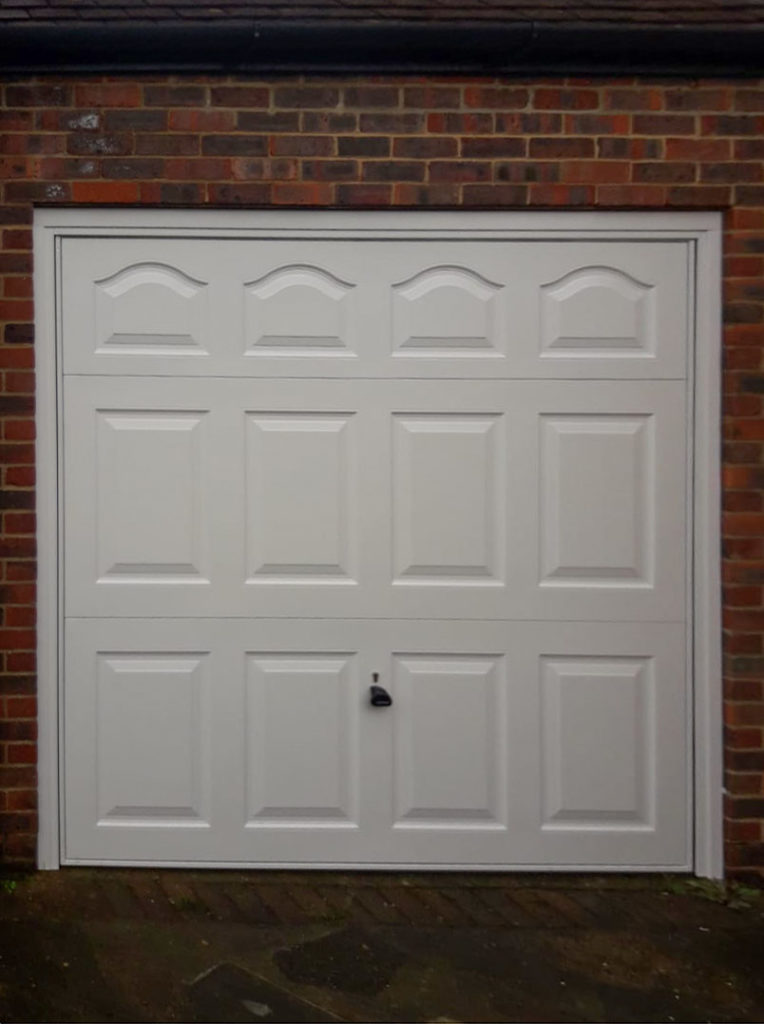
left=369, top=672, right=392, bottom=707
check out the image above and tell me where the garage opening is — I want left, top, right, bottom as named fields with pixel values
left=34, top=210, right=722, bottom=872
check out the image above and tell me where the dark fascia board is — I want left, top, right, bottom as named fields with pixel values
left=1, top=19, right=763, bottom=76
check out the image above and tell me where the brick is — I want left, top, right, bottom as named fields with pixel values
left=362, top=161, right=425, bottom=183
left=164, top=158, right=232, bottom=179
left=70, top=181, right=139, bottom=203
left=5, top=745, right=35, bottom=765
left=3, top=277, right=33, bottom=299
left=237, top=111, right=299, bottom=133
left=2, top=324, right=33, bottom=346
left=705, top=164, right=763, bottom=186
left=338, top=136, right=390, bottom=157
left=6, top=791, right=36, bottom=812
left=393, top=137, right=457, bottom=159
left=727, top=797, right=764, bottom=819
left=360, top=113, right=424, bottom=134
left=463, top=184, right=528, bottom=206
left=737, top=186, right=764, bottom=206
left=429, top=161, right=489, bottom=183
left=156, top=183, right=204, bottom=204
left=562, top=161, right=630, bottom=184
left=597, top=184, right=668, bottom=206
left=342, top=86, right=399, bottom=108
left=5, top=84, right=71, bottom=106
left=1, top=133, right=65, bottom=156
left=74, top=83, right=142, bottom=107
left=301, top=112, right=357, bottom=133
left=134, top=133, right=199, bottom=156
left=210, top=86, right=269, bottom=108
left=0, top=207, right=32, bottom=227
left=207, top=183, right=271, bottom=204
left=530, top=137, right=597, bottom=160
left=393, top=183, right=460, bottom=206
left=301, top=160, right=358, bottom=182
left=603, top=88, right=663, bottom=111
left=529, top=184, right=596, bottom=206
left=564, top=113, right=629, bottom=134
left=0, top=111, right=35, bottom=130
left=5, top=181, right=71, bottom=202
left=67, top=133, right=132, bottom=156
left=35, top=157, right=99, bottom=179
left=461, top=137, right=526, bottom=158
left=144, top=85, right=207, bottom=106
left=2, top=225, right=32, bottom=249
left=0, top=721, right=36, bottom=741
left=596, top=138, right=661, bottom=159
left=273, top=85, right=340, bottom=108
left=102, top=158, right=165, bottom=179
left=403, top=86, right=461, bottom=109
left=665, top=88, right=731, bottom=111
left=270, top=136, right=333, bottom=157
left=667, top=185, right=731, bottom=207
left=735, top=140, right=764, bottom=160
left=633, top=162, right=696, bottom=184
left=735, top=89, right=764, bottom=111
left=427, top=112, right=493, bottom=134
left=202, top=135, right=268, bottom=157
left=496, top=161, right=560, bottom=183
left=495, top=112, right=562, bottom=133
left=702, top=115, right=764, bottom=136
left=726, top=704, right=764, bottom=726
left=335, top=184, right=393, bottom=206
left=170, top=109, right=236, bottom=132
left=533, top=87, right=598, bottom=110
left=633, top=114, right=695, bottom=135
left=104, top=109, right=167, bottom=131
left=465, top=86, right=529, bottom=109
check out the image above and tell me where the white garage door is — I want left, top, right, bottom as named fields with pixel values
left=59, top=224, right=691, bottom=868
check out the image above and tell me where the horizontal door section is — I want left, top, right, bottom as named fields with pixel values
left=63, top=376, right=686, bottom=621
left=64, top=618, right=688, bottom=868
left=61, top=236, right=688, bottom=380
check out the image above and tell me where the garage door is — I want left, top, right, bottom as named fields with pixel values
left=59, top=226, right=691, bottom=867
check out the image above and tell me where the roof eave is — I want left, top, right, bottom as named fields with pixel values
left=1, top=20, right=763, bottom=76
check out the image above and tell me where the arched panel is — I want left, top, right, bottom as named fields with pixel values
left=244, top=265, right=355, bottom=355
left=540, top=266, right=656, bottom=357
left=95, top=262, right=209, bottom=354
left=392, top=265, right=503, bottom=356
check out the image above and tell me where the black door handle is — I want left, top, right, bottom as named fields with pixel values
left=369, top=673, right=392, bottom=707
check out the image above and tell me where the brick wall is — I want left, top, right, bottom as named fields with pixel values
left=0, top=74, right=762, bottom=876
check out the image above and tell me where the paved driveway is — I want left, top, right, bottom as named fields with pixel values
left=0, top=870, right=762, bottom=1022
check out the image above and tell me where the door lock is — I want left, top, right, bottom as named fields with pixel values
left=369, top=672, right=392, bottom=707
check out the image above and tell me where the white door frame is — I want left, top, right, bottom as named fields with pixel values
left=33, top=209, right=724, bottom=876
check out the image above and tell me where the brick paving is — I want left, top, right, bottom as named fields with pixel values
left=27, top=868, right=757, bottom=932
left=1, top=869, right=762, bottom=1022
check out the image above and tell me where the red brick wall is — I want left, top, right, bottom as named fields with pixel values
left=1, top=74, right=763, bottom=876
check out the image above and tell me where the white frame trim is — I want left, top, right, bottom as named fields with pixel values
left=33, top=209, right=724, bottom=876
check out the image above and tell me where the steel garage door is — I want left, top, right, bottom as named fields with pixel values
left=60, top=226, right=690, bottom=868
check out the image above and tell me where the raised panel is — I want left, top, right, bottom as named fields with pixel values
left=540, top=266, right=655, bottom=356
left=96, top=410, right=209, bottom=583
left=245, top=265, right=355, bottom=356
left=245, top=654, right=359, bottom=827
left=393, top=414, right=504, bottom=585
left=96, top=653, right=210, bottom=824
left=245, top=413, right=357, bottom=584
left=392, top=266, right=502, bottom=356
left=540, top=414, right=652, bottom=587
left=540, top=657, right=654, bottom=828
left=393, top=655, right=506, bottom=829
left=95, top=262, right=209, bottom=354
